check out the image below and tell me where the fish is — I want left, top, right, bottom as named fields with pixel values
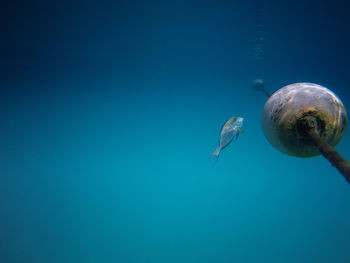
left=210, top=116, right=244, bottom=162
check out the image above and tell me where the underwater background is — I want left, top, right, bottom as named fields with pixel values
left=1, top=0, right=350, bottom=262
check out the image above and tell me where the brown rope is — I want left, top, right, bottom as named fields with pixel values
left=308, top=129, right=350, bottom=183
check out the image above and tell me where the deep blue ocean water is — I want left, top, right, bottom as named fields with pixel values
left=1, top=1, right=350, bottom=262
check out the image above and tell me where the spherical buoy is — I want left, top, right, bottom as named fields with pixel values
left=253, top=79, right=264, bottom=91
left=261, top=83, right=347, bottom=158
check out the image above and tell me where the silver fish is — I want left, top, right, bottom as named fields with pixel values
left=211, top=116, right=244, bottom=161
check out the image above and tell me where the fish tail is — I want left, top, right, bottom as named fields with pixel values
left=210, top=147, right=221, bottom=163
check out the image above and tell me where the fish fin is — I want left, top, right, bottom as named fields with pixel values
left=238, top=128, right=243, bottom=133
left=210, top=147, right=221, bottom=163
left=235, top=133, right=239, bottom=140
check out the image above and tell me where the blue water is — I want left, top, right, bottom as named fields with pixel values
left=1, top=1, right=350, bottom=262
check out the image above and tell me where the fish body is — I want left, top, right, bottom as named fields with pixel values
left=211, top=117, right=244, bottom=161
